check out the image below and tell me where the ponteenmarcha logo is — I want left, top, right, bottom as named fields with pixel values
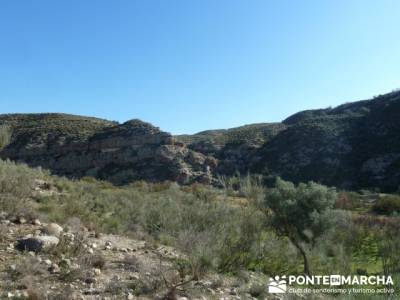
left=268, top=275, right=287, bottom=293
left=268, top=275, right=394, bottom=294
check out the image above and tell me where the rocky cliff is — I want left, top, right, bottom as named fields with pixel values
left=250, top=90, right=400, bottom=191
left=179, top=90, right=400, bottom=192
left=1, top=90, right=400, bottom=191
left=0, top=114, right=216, bottom=185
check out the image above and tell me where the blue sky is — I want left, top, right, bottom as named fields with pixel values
left=1, top=1, right=399, bottom=134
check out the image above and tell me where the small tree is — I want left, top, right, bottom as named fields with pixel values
left=263, top=178, right=337, bottom=275
left=0, top=125, right=11, bottom=150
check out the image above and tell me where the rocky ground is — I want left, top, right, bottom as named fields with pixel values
left=0, top=214, right=283, bottom=300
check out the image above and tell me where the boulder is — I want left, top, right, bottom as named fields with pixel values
left=16, top=238, right=44, bottom=252
left=16, top=235, right=59, bottom=252
left=42, top=223, right=63, bottom=237
left=37, top=235, right=60, bottom=248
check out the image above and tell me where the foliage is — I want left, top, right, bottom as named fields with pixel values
left=0, top=113, right=115, bottom=139
left=0, top=125, right=11, bottom=150
left=262, top=178, right=338, bottom=275
left=177, top=123, right=285, bottom=147
left=1, top=159, right=399, bottom=288
left=372, top=195, right=400, bottom=215
left=0, top=159, right=46, bottom=217
left=335, top=192, right=362, bottom=210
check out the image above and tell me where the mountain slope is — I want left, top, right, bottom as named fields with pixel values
left=177, top=122, right=286, bottom=175
left=251, top=90, right=400, bottom=191
left=1, top=90, right=400, bottom=191
left=0, top=114, right=216, bottom=185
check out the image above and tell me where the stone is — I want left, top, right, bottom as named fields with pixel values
left=36, top=235, right=60, bottom=248
left=17, top=216, right=27, bottom=224
left=15, top=235, right=59, bottom=253
left=44, top=259, right=52, bottom=266
left=32, top=219, right=42, bottom=226
left=49, top=263, right=60, bottom=274
left=129, top=273, right=140, bottom=280
left=42, top=223, right=63, bottom=237
left=93, top=268, right=101, bottom=276
left=16, top=238, right=45, bottom=253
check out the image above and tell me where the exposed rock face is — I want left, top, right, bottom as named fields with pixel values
left=1, top=90, right=400, bottom=191
left=250, top=90, right=400, bottom=191
left=0, top=114, right=216, bottom=185
left=180, top=91, right=400, bottom=192
left=177, top=122, right=287, bottom=176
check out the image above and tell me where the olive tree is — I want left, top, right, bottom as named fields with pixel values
left=263, top=178, right=337, bottom=275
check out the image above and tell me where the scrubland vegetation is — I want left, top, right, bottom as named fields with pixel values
left=0, top=125, right=11, bottom=150
left=1, top=158, right=400, bottom=298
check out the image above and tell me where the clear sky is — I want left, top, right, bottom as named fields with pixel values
left=0, top=1, right=399, bottom=134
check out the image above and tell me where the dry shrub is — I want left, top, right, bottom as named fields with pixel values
left=80, top=252, right=106, bottom=269
left=122, top=254, right=141, bottom=272
left=11, top=257, right=48, bottom=280
left=27, top=288, right=46, bottom=300
left=0, top=125, right=11, bottom=150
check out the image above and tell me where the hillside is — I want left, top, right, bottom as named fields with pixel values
left=251, top=90, right=400, bottom=191
left=0, top=114, right=216, bottom=185
left=0, top=155, right=399, bottom=299
left=1, top=91, right=400, bottom=191
left=0, top=159, right=274, bottom=299
left=177, top=122, right=286, bottom=148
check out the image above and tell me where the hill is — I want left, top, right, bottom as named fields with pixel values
left=251, top=90, right=400, bottom=191
left=0, top=114, right=215, bottom=185
left=1, top=90, right=400, bottom=191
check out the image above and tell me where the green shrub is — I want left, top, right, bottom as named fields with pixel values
left=2, top=158, right=394, bottom=282
left=0, top=125, right=11, bottom=150
left=261, top=178, right=338, bottom=275
left=335, top=192, right=362, bottom=210
left=0, top=159, right=46, bottom=217
left=372, top=195, right=400, bottom=215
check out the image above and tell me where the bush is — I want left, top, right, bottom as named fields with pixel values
left=3, top=159, right=392, bottom=282
left=0, top=159, right=45, bottom=217
left=372, top=195, right=400, bottom=215
left=0, top=125, right=11, bottom=150
left=335, top=192, right=361, bottom=210
left=261, top=178, right=338, bottom=275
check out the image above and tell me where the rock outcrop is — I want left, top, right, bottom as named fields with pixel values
left=0, top=114, right=216, bottom=185
left=180, top=90, right=400, bottom=192
left=250, top=90, right=400, bottom=191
